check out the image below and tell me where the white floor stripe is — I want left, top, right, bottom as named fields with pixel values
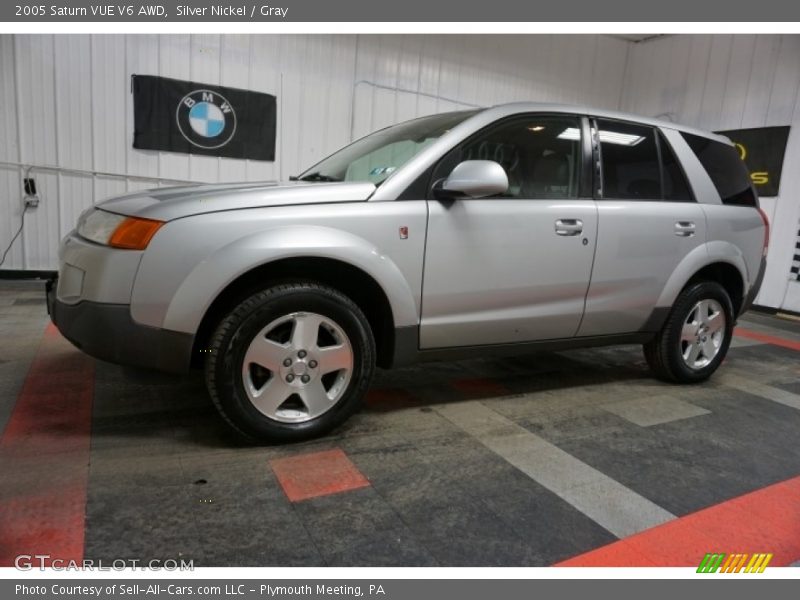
left=718, top=373, right=800, bottom=411
left=434, top=401, right=675, bottom=538
left=602, top=395, right=710, bottom=427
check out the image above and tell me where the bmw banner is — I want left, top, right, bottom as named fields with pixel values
left=132, top=74, right=277, bottom=161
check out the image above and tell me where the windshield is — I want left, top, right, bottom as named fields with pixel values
left=297, top=110, right=479, bottom=185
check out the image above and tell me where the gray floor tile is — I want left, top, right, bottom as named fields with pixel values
left=602, top=395, right=711, bottom=427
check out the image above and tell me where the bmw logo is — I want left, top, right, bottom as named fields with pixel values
left=176, top=89, right=237, bottom=149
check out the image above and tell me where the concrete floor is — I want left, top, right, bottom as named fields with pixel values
left=1, top=279, right=799, bottom=567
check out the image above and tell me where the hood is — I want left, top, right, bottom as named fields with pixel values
left=97, top=180, right=377, bottom=221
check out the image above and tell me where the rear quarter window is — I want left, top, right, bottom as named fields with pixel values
left=680, top=132, right=758, bottom=207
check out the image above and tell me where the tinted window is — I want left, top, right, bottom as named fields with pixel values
left=432, top=115, right=581, bottom=199
left=658, top=131, right=693, bottom=201
left=681, top=132, right=757, bottom=206
left=597, top=119, right=661, bottom=199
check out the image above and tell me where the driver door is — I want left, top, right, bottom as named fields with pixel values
left=420, top=114, right=598, bottom=349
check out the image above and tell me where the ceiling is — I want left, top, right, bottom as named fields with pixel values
left=606, top=34, right=668, bottom=43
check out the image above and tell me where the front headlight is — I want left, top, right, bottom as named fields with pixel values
left=78, top=209, right=127, bottom=245
left=77, top=209, right=164, bottom=250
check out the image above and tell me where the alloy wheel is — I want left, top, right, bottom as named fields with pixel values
left=241, top=311, right=354, bottom=422
left=680, top=298, right=726, bottom=370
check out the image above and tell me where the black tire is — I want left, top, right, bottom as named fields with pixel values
left=204, top=282, right=376, bottom=442
left=643, top=281, right=734, bottom=383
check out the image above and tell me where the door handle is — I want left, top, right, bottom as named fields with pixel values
left=674, top=221, right=696, bottom=237
left=555, top=219, right=583, bottom=236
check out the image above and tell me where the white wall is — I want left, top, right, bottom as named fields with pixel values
left=622, top=34, right=800, bottom=311
left=1, top=33, right=798, bottom=313
left=0, top=33, right=628, bottom=272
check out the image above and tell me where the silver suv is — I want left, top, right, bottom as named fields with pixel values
left=47, top=103, right=768, bottom=441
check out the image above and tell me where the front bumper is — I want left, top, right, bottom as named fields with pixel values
left=47, top=277, right=194, bottom=373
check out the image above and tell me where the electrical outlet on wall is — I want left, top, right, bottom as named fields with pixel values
left=23, top=177, right=39, bottom=209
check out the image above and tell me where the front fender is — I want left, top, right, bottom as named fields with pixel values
left=654, top=241, right=749, bottom=309
left=131, top=221, right=420, bottom=334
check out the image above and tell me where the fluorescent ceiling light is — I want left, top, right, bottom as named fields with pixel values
left=599, top=131, right=645, bottom=146
left=557, top=128, right=645, bottom=146
left=557, top=128, right=581, bottom=141
left=528, top=125, right=546, bottom=132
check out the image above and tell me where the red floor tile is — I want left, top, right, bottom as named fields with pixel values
left=365, top=388, right=420, bottom=412
left=0, top=324, right=94, bottom=567
left=734, top=327, right=800, bottom=352
left=557, top=475, right=800, bottom=567
left=451, top=377, right=510, bottom=398
left=270, top=448, right=370, bottom=502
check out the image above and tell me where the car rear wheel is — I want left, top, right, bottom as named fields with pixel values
left=643, top=281, right=734, bottom=383
left=205, top=282, right=375, bottom=442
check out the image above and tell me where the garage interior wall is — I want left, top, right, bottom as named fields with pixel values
left=619, top=35, right=800, bottom=312
left=0, top=34, right=798, bottom=313
left=0, top=34, right=628, bottom=272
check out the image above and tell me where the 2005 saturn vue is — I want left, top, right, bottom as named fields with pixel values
left=47, top=103, right=768, bottom=441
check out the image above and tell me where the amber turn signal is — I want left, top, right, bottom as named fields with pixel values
left=108, top=217, right=164, bottom=250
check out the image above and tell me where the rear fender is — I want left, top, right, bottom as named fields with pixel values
left=654, top=242, right=748, bottom=310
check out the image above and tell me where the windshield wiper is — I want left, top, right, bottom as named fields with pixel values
left=296, top=172, right=342, bottom=182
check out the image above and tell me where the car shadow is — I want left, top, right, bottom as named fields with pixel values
left=80, top=346, right=658, bottom=450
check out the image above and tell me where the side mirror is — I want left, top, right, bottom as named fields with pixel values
left=436, top=160, right=509, bottom=200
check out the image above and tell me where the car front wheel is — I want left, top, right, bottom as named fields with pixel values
left=205, top=282, right=376, bottom=442
left=643, top=281, right=734, bottom=383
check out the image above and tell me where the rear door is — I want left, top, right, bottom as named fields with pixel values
left=420, top=114, right=598, bottom=349
left=578, top=118, right=707, bottom=336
